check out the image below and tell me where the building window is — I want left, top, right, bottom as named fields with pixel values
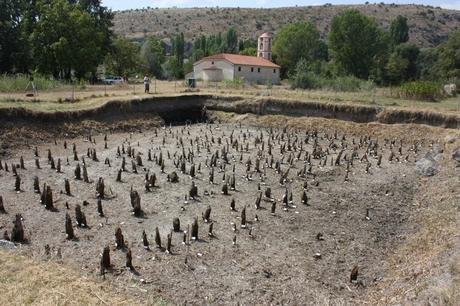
left=251, top=67, right=254, bottom=72
left=238, top=66, right=241, bottom=72
left=259, top=52, right=262, bottom=57
left=212, top=61, right=214, bottom=64
left=258, top=68, right=261, bottom=73
left=273, top=69, right=276, bottom=73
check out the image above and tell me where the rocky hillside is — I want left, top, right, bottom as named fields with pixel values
left=113, top=4, right=460, bottom=47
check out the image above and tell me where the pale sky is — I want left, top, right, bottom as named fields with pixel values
left=102, top=0, right=460, bottom=11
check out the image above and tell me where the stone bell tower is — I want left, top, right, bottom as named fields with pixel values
left=258, top=32, right=273, bottom=61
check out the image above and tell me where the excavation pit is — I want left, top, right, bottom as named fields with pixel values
left=0, top=119, right=457, bottom=304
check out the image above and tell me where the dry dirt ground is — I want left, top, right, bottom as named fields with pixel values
left=1, top=118, right=458, bottom=305
left=1, top=82, right=459, bottom=114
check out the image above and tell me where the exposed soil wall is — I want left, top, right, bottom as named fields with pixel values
left=205, top=97, right=379, bottom=123
left=0, top=95, right=206, bottom=123
left=205, top=97, right=460, bottom=128
left=377, top=108, right=460, bottom=128
left=0, top=94, right=458, bottom=131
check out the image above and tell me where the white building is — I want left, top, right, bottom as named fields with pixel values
left=193, top=33, right=280, bottom=85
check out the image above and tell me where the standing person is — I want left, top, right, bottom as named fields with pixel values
left=143, top=75, right=150, bottom=93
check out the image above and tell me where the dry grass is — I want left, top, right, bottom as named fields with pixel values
left=0, top=81, right=190, bottom=112
left=0, top=81, right=458, bottom=115
left=0, top=251, right=166, bottom=306
left=366, top=138, right=460, bottom=305
left=367, top=189, right=460, bottom=304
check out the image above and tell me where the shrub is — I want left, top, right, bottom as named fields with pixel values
left=222, top=77, right=244, bottom=89
left=291, top=70, right=375, bottom=92
left=290, top=58, right=376, bottom=92
left=291, top=70, right=318, bottom=90
left=395, top=81, right=445, bottom=101
left=266, top=78, right=273, bottom=90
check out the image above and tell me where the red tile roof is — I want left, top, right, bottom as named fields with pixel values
left=195, top=54, right=280, bottom=68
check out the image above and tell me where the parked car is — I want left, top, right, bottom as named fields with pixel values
left=103, top=76, right=124, bottom=85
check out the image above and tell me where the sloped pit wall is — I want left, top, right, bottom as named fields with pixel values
left=376, top=108, right=460, bottom=129
left=204, top=97, right=460, bottom=129
left=204, top=97, right=378, bottom=123
left=0, top=95, right=208, bottom=124
left=0, top=95, right=458, bottom=129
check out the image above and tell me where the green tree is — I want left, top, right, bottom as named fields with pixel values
left=172, top=33, right=185, bottom=78
left=0, top=0, right=112, bottom=76
left=207, top=33, right=223, bottom=55
left=239, top=47, right=257, bottom=56
left=185, top=36, right=208, bottom=74
left=416, top=48, right=439, bottom=81
left=273, top=22, right=324, bottom=77
left=370, top=30, right=392, bottom=84
left=191, top=49, right=205, bottom=62
left=328, top=9, right=381, bottom=79
left=390, top=15, right=409, bottom=46
left=183, top=59, right=195, bottom=75
left=30, top=0, right=104, bottom=79
left=105, top=36, right=139, bottom=76
left=437, top=29, right=460, bottom=79
left=71, top=0, right=113, bottom=53
left=139, top=36, right=165, bottom=79
left=192, top=31, right=245, bottom=62
left=16, top=0, right=40, bottom=73
left=238, top=39, right=256, bottom=51
left=0, top=0, right=23, bottom=72
left=223, top=27, right=238, bottom=53
left=290, top=58, right=316, bottom=89
left=193, top=35, right=207, bottom=58
left=167, top=57, right=183, bottom=80
left=385, top=43, right=420, bottom=84
left=73, top=0, right=114, bottom=82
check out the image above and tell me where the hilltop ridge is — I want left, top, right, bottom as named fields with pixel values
left=113, top=4, right=460, bottom=47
